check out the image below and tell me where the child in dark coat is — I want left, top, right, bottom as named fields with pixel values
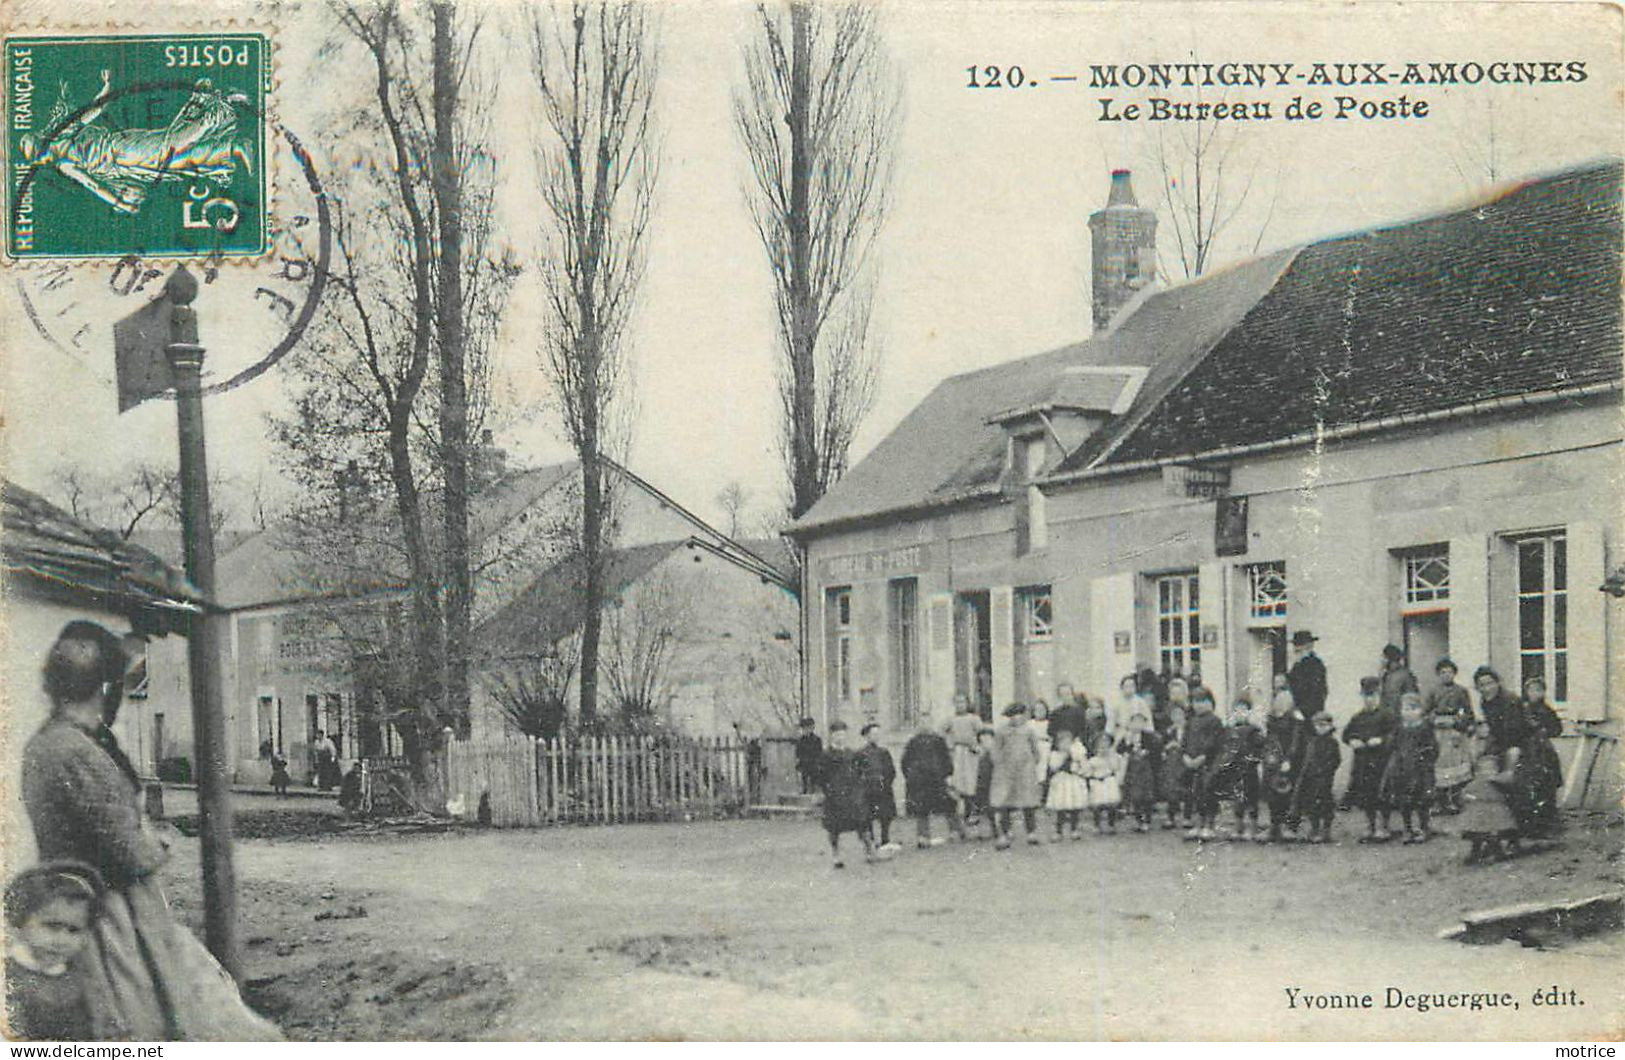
left=1343, top=676, right=1398, bottom=842
left=794, top=718, right=824, bottom=795
left=1116, top=709, right=1162, bottom=832
left=1261, top=689, right=1308, bottom=842
left=901, top=717, right=965, bottom=848
left=1209, top=699, right=1266, bottom=841
left=858, top=723, right=898, bottom=851
left=4, top=864, right=100, bottom=1041
left=1181, top=689, right=1227, bottom=840
left=1383, top=693, right=1439, bottom=843
left=1293, top=711, right=1342, bottom=843
left=818, top=722, right=874, bottom=868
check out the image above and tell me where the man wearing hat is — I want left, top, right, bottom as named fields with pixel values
left=1286, top=631, right=1328, bottom=721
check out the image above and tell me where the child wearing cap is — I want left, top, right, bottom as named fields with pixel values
left=818, top=722, right=874, bottom=868
left=858, top=723, right=899, bottom=853
left=901, top=713, right=966, bottom=848
left=1344, top=676, right=1398, bottom=842
left=989, top=703, right=1044, bottom=849
left=1260, top=688, right=1308, bottom=842
left=1294, top=711, right=1343, bottom=843
left=5, top=863, right=100, bottom=1041
left=1383, top=692, right=1439, bottom=844
left=1181, top=688, right=1227, bottom=840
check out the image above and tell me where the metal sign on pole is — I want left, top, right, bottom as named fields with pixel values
left=114, top=267, right=241, bottom=979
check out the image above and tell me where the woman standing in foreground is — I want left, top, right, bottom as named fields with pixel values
left=21, top=621, right=281, bottom=1041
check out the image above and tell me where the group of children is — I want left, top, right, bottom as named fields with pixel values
left=807, top=656, right=1533, bottom=868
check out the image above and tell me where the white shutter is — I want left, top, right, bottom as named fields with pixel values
left=1198, top=561, right=1230, bottom=708
left=1091, top=572, right=1136, bottom=696
left=1565, top=522, right=1607, bottom=721
left=991, top=586, right=1015, bottom=708
left=926, top=593, right=955, bottom=718
left=1449, top=534, right=1491, bottom=681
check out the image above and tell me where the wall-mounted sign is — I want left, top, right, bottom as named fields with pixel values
left=1202, top=625, right=1220, bottom=648
left=1164, top=463, right=1231, bottom=499
left=1215, top=495, right=1250, bottom=557
left=818, top=543, right=929, bottom=583
left=1113, top=631, right=1132, bottom=654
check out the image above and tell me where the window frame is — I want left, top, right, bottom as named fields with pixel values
left=1512, top=531, right=1567, bottom=706
left=1245, top=561, right=1288, bottom=626
left=1153, top=571, right=1201, bottom=676
left=1400, top=544, right=1452, bottom=615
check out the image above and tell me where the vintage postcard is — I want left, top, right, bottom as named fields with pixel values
left=0, top=0, right=1620, bottom=1043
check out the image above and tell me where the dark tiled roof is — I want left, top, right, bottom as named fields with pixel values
left=474, top=540, right=687, bottom=660
left=791, top=246, right=1293, bottom=533
left=2, top=480, right=202, bottom=622
left=1097, top=160, right=1623, bottom=465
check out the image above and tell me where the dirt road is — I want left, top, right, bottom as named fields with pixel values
left=158, top=811, right=1623, bottom=1040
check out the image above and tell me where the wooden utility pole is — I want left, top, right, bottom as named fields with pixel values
left=162, top=266, right=241, bottom=978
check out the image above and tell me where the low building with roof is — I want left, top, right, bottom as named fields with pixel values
left=1, top=480, right=201, bottom=863
left=787, top=160, right=1622, bottom=807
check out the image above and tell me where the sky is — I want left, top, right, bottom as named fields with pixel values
left=4, top=0, right=1621, bottom=534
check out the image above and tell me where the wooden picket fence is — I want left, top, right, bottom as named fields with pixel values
left=446, top=733, right=754, bottom=827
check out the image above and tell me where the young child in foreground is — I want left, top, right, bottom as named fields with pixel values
left=1116, top=709, right=1161, bottom=833
left=1181, top=689, right=1226, bottom=840
left=818, top=722, right=875, bottom=868
left=1458, top=724, right=1520, bottom=864
left=859, top=723, right=899, bottom=852
left=1343, top=676, right=1397, bottom=842
left=1384, top=692, right=1439, bottom=844
left=4, top=863, right=100, bottom=1041
left=1043, top=727, right=1089, bottom=840
left=1293, top=711, right=1342, bottom=843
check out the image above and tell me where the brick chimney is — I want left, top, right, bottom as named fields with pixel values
left=1088, top=169, right=1158, bottom=331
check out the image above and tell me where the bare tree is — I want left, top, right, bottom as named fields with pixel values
left=49, top=460, right=232, bottom=540
left=715, top=481, right=749, bottom=538
left=269, top=0, right=515, bottom=791
left=529, top=0, right=659, bottom=729
left=1149, top=112, right=1282, bottom=279
left=734, top=0, right=899, bottom=520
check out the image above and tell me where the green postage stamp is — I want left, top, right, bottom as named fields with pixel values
left=5, top=33, right=269, bottom=260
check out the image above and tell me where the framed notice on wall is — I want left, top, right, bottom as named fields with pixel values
left=1215, top=496, right=1250, bottom=557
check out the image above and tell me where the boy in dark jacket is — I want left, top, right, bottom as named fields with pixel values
left=1293, top=711, right=1343, bottom=843
left=819, top=722, right=874, bottom=868
left=1181, top=688, right=1227, bottom=841
left=1384, top=692, right=1439, bottom=843
left=858, top=723, right=899, bottom=851
left=1261, top=689, right=1308, bottom=842
left=901, top=715, right=966, bottom=847
left=794, top=718, right=823, bottom=794
left=1210, top=699, right=1266, bottom=841
left=1344, top=676, right=1398, bottom=842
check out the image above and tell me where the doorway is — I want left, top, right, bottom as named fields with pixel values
left=1403, top=611, right=1450, bottom=677
left=1246, top=628, right=1287, bottom=704
left=954, top=590, right=993, bottom=721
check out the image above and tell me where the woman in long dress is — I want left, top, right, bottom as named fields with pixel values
left=21, top=621, right=280, bottom=1041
